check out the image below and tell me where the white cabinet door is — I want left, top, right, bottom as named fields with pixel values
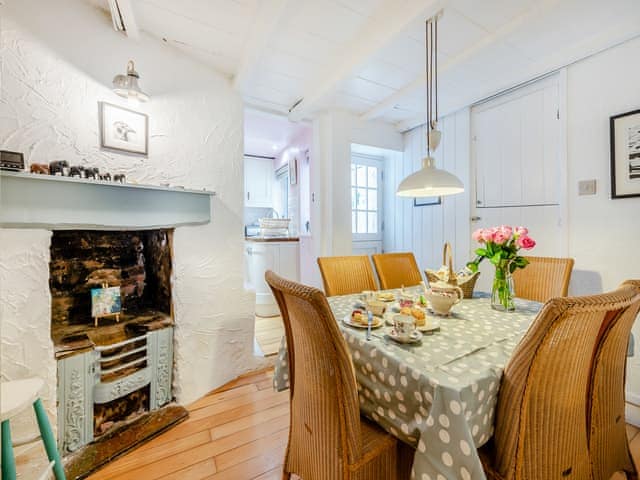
left=245, top=156, right=274, bottom=208
left=277, top=243, right=300, bottom=282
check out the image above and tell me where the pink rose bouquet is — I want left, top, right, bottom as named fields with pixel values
left=469, top=225, right=536, bottom=311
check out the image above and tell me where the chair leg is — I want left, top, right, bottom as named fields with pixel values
left=33, top=399, right=66, bottom=480
left=1, top=420, right=17, bottom=480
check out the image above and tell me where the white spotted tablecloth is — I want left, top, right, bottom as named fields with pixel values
left=273, top=287, right=541, bottom=480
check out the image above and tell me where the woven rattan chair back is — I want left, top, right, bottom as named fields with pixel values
left=371, top=252, right=423, bottom=290
left=266, top=270, right=363, bottom=479
left=589, top=279, right=640, bottom=480
left=511, top=256, right=574, bottom=303
left=317, top=255, right=377, bottom=296
left=489, top=286, right=639, bottom=480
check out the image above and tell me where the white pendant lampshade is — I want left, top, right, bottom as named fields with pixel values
left=397, top=155, right=464, bottom=197
left=396, top=12, right=464, bottom=198
left=112, top=60, right=149, bottom=102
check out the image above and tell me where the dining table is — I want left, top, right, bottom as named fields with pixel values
left=272, top=286, right=542, bottom=480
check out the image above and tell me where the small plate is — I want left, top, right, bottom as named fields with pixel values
left=343, top=314, right=384, bottom=329
left=387, top=329, right=423, bottom=344
left=376, top=293, right=396, bottom=302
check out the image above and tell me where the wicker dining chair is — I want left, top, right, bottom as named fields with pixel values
left=589, top=279, right=640, bottom=480
left=265, top=271, right=400, bottom=480
left=511, top=256, right=574, bottom=303
left=317, top=255, right=378, bottom=296
left=371, top=252, right=423, bottom=290
left=480, top=285, right=640, bottom=480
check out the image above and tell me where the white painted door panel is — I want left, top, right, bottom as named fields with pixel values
left=471, top=75, right=564, bottom=293
left=474, top=76, right=559, bottom=208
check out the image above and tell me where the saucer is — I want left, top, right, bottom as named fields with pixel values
left=384, top=313, right=439, bottom=333
left=387, top=329, right=423, bottom=344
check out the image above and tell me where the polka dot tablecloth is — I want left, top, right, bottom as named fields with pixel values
left=273, top=288, right=542, bottom=480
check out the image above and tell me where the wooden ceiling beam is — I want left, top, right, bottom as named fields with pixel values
left=107, top=0, right=139, bottom=39
left=361, top=0, right=561, bottom=122
left=287, top=0, right=446, bottom=122
left=233, top=0, right=290, bottom=94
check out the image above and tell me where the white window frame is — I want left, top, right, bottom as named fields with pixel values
left=351, top=153, right=383, bottom=242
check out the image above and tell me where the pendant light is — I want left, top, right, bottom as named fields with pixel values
left=112, top=60, right=150, bottom=102
left=397, top=13, right=464, bottom=197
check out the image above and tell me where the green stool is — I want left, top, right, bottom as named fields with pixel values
left=1, top=378, right=66, bottom=480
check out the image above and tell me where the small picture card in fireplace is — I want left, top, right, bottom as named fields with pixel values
left=91, top=286, right=122, bottom=326
left=99, top=101, right=149, bottom=155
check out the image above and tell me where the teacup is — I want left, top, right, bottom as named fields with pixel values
left=393, top=314, right=416, bottom=342
left=366, top=300, right=386, bottom=317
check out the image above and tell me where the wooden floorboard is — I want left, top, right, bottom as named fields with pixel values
left=86, top=368, right=640, bottom=480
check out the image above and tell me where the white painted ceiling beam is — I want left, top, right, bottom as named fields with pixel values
left=361, top=0, right=561, bottom=122
left=394, top=15, right=640, bottom=132
left=107, top=0, right=139, bottom=39
left=233, top=0, right=290, bottom=94
left=287, top=0, right=447, bottom=122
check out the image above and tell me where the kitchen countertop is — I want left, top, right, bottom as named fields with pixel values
left=245, top=236, right=299, bottom=242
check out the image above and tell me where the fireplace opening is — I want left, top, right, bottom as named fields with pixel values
left=50, top=229, right=177, bottom=455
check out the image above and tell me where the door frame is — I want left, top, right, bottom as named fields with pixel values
left=469, top=69, right=569, bottom=258
left=351, top=153, right=384, bottom=244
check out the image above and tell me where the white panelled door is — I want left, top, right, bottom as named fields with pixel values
left=471, top=74, right=566, bottom=291
left=352, top=154, right=383, bottom=254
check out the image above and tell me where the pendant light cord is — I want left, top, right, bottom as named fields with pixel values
left=425, top=15, right=439, bottom=156
left=434, top=17, right=438, bottom=125
left=425, top=19, right=431, bottom=155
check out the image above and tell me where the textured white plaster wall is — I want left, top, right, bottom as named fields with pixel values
left=0, top=0, right=256, bottom=430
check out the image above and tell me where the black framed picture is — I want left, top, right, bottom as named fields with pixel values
left=99, top=102, right=149, bottom=155
left=414, top=196, right=441, bottom=207
left=610, top=108, right=640, bottom=199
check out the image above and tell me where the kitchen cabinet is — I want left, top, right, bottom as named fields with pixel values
left=245, top=239, right=299, bottom=317
left=244, top=156, right=274, bottom=208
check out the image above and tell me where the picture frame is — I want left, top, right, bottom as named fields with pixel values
left=414, top=196, right=441, bottom=207
left=99, top=101, right=148, bottom=155
left=289, top=156, right=298, bottom=185
left=91, top=284, right=122, bottom=327
left=610, top=108, right=640, bottom=199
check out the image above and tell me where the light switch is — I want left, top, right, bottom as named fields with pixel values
left=578, top=179, right=596, bottom=196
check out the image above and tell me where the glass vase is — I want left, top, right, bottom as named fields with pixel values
left=491, top=261, right=515, bottom=311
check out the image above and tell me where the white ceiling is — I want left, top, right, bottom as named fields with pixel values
left=88, top=0, right=640, bottom=131
left=244, top=108, right=310, bottom=157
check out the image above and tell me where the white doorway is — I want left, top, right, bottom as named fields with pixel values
left=470, top=73, right=567, bottom=290
left=351, top=153, right=384, bottom=255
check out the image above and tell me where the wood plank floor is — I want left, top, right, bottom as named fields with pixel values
left=254, top=316, right=284, bottom=357
left=81, top=368, right=639, bottom=480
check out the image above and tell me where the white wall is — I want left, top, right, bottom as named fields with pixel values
left=308, top=110, right=403, bottom=288
left=565, top=36, right=640, bottom=413
left=0, top=0, right=257, bottom=432
left=384, top=109, right=471, bottom=273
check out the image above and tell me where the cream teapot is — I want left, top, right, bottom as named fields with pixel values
left=423, top=281, right=463, bottom=316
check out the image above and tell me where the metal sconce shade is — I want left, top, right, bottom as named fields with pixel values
left=112, top=60, right=149, bottom=102
left=396, top=156, right=464, bottom=197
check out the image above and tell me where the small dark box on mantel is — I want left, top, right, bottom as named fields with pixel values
left=0, top=150, right=25, bottom=171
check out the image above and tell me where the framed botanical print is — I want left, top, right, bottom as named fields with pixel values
left=99, top=102, right=148, bottom=155
left=610, top=108, right=640, bottom=198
